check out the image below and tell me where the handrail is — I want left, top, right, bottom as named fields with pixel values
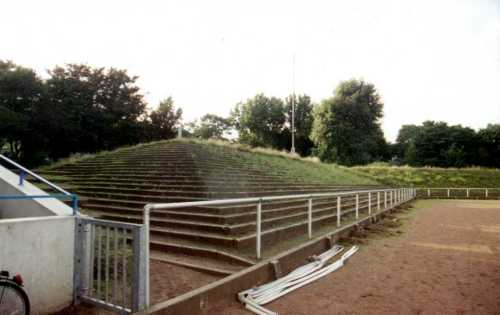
left=144, top=188, right=404, bottom=211
left=0, top=154, right=78, bottom=214
left=0, top=154, right=71, bottom=195
left=142, top=187, right=417, bottom=307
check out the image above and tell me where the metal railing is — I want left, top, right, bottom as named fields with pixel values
left=143, top=187, right=416, bottom=297
left=74, top=217, right=148, bottom=313
left=0, top=154, right=79, bottom=214
left=417, top=187, right=500, bottom=199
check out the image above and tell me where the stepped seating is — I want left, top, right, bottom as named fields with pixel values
left=37, top=141, right=382, bottom=275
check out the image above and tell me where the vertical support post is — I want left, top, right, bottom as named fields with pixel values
left=336, top=196, right=341, bottom=227
left=486, top=188, right=489, bottom=198
left=368, top=192, right=371, bottom=214
left=355, top=194, right=359, bottom=219
left=466, top=188, right=469, bottom=198
left=18, top=170, right=25, bottom=186
left=142, top=207, right=150, bottom=308
left=73, top=217, right=90, bottom=304
left=447, top=189, right=450, bottom=198
left=132, top=225, right=148, bottom=312
left=384, top=191, right=387, bottom=209
left=377, top=192, right=380, bottom=211
left=307, top=198, right=312, bottom=239
left=256, top=200, right=262, bottom=259
left=72, top=195, right=79, bottom=215
left=427, top=188, right=430, bottom=197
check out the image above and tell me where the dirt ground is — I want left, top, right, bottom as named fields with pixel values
left=216, top=200, right=500, bottom=315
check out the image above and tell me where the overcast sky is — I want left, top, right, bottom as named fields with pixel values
left=2, top=0, right=499, bottom=141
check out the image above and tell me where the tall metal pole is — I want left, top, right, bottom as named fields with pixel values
left=291, top=53, right=296, bottom=154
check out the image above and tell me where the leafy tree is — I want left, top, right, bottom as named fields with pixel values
left=477, top=124, right=500, bottom=168
left=40, top=64, right=148, bottom=159
left=311, top=79, right=387, bottom=165
left=0, top=60, right=44, bottom=164
left=148, top=97, right=183, bottom=140
left=189, top=114, right=232, bottom=140
left=231, top=94, right=286, bottom=148
left=395, top=121, right=478, bottom=167
left=284, top=94, right=315, bottom=156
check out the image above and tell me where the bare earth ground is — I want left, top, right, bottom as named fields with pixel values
left=215, top=200, right=500, bottom=315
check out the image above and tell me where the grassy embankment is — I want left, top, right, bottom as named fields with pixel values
left=353, top=164, right=500, bottom=188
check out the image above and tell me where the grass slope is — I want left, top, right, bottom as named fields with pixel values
left=182, top=139, right=380, bottom=186
left=41, top=139, right=381, bottom=187
left=354, top=165, right=500, bottom=188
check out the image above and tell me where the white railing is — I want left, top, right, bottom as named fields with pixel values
left=417, top=187, right=500, bottom=199
left=143, top=188, right=416, bottom=259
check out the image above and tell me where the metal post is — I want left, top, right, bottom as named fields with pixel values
left=307, top=198, right=312, bottom=239
left=368, top=192, right=371, bottom=214
left=336, top=196, right=341, bottom=227
left=486, top=188, right=489, bottom=198
left=377, top=192, right=380, bottom=211
left=256, top=200, right=262, bottom=259
left=355, top=194, right=359, bottom=219
left=72, top=195, right=79, bottom=215
left=447, top=189, right=450, bottom=198
left=18, top=170, right=25, bottom=186
left=466, top=188, right=469, bottom=198
left=143, top=206, right=151, bottom=307
left=132, top=225, right=148, bottom=312
left=427, top=188, right=430, bottom=197
left=384, top=191, right=387, bottom=209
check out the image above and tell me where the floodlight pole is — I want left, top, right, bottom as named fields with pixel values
left=291, top=54, right=296, bottom=154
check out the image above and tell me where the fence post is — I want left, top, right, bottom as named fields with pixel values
left=368, top=192, right=371, bottom=214
left=427, top=188, right=430, bottom=197
left=73, top=217, right=84, bottom=303
left=355, top=194, right=359, bottom=219
left=256, top=200, right=262, bottom=259
left=336, top=196, right=341, bottom=227
left=132, top=225, right=148, bottom=312
left=466, top=188, right=469, bottom=198
left=384, top=191, right=387, bottom=209
left=72, top=195, right=79, bottom=215
left=307, top=198, right=313, bottom=239
left=18, top=170, right=25, bottom=186
left=447, top=189, right=450, bottom=198
left=377, top=192, right=380, bottom=211
left=486, top=188, right=489, bottom=198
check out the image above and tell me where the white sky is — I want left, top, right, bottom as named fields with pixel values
left=2, top=0, right=499, bottom=142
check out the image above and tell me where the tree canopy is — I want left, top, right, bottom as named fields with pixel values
left=0, top=61, right=182, bottom=166
left=394, top=121, right=499, bottom=168
left=311, top=79, right=387, bottom=165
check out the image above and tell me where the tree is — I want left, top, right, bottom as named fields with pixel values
left=231, top=94, right=286, bottom=148
left=285, top=94, right=315, bottom=156
left=477, top=124, right=500, bottom=168
left=148, top=97, right=183, bottom=140
left=41, top=64, right=148, bottom=159
left=0, top=60, right=45, bottom=164
left=189, top=114, right=232, bottom=140
left=311, top=79, right=387, bottom=165
left=394, top=121, right=478, bottom=167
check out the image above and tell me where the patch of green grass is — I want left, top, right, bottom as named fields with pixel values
left=353, top=165, right=500, bottom=188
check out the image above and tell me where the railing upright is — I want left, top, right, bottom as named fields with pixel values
left=307, top=198, right=313, bottom=239
left=336, top=196, right=341, bottom=227
left=256, top=200, right=262, bottom=259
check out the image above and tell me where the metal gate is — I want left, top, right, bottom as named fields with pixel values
left=74, top=217, right=148, bottom=313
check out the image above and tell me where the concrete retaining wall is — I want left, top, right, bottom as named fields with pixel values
left=0, top=165, right=72, bottom=219
left=0, top=216, right=75, bottom=314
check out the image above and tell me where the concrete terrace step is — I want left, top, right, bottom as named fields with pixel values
left=150, top=251, right=244, bottom=276
left=149, top=235, right=254, bottom=266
